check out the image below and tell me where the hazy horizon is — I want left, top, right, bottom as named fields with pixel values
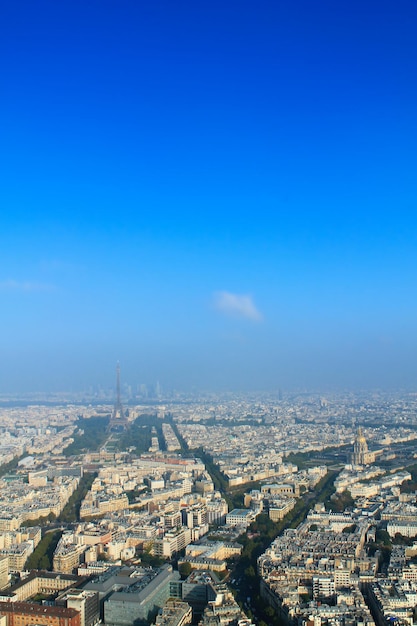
left=1, top=1, right=416, bottom=394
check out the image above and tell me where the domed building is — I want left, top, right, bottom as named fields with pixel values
left=351, top=427, right=375, bottom=466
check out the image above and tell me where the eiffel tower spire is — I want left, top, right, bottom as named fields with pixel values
left=113, top=361, right=124, bottom=420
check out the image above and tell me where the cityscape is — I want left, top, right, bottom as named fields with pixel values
left=1, top=1, right=417, bottom=626
left=0, top=370, right=416, bottom=625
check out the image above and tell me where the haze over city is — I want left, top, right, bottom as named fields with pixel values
left=1, top=1, right=416, bottom=394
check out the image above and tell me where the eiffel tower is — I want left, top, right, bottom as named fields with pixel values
left=108, top=362, right=128, bottom=431
left=113, top=362, right=124, bottom=420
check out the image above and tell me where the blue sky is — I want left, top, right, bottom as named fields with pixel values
left=1, top=0, right=416, bottom=393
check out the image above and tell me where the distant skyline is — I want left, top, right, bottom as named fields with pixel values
left=1, top=1, right=416, bottom=393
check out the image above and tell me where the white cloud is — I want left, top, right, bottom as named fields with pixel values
left=0, top=279, right=55, bottom=292
left=213, top=291, right=263, bottom=321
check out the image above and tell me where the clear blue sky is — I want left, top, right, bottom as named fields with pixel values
left=1, top=0, right=416, bottom=393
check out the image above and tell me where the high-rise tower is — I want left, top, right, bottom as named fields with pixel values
left=113, top=362, right=124, bottom=420
left=108, top=362, right=128, bottom=432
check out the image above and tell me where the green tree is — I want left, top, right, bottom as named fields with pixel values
left=25, top=529, right=62, bottom=571
left=39, top=555, right=50, bottom=570
left=179, top=562, right=192, bottom=578
left=376, top=529, right=391, bottom=546
left=0, top=455, right=24, bottom=478
left=58, top=472, right=97, bottom=523
left=63, top=416, right=110, bottom=456
left=328, top=490, right=354, bottom=512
